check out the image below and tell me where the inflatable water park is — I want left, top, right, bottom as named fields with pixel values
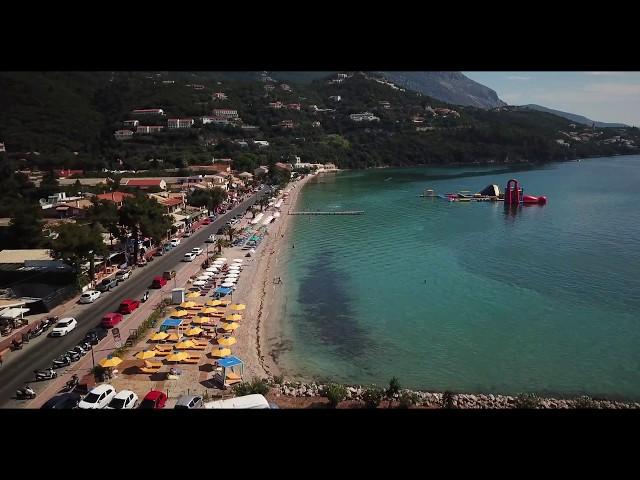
left=420, top=179, right=547, bottom=206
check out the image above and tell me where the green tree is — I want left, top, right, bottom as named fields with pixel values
left=324, top=384, right=347, bottom=408
left=187, top=187, right=227, bottom=215
left=361, top=387, right=384, bottom=409
left=214, top=237, right=229, bottom=254
left=50, top=223, right=107, bottom=280
left=6, top=204, right=44, bottom=249
left=208, top=187, right=228, bottom=214
left=119, top=195, right=172, bottom=263
left=441, top=391, right=456, bottom=409
left=398, top=391, right=420, bottom=409
left=38, top=169, right=60, bottom=200
left=233, top=378, right=270, bottom=396
left=514, top=393, right=540, bottom=409
left=223, top=225, right=238, bottom=242
left=87, top=199, right=121, bottom=244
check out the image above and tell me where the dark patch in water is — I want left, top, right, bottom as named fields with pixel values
left=295, top=250, right=371, bottom=359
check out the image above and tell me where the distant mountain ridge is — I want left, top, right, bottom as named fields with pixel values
left=521, top=104, right=629, bottom=128
left=377, top=72, right=507, bottom=109
left=266, top=71, right=507, bottom=109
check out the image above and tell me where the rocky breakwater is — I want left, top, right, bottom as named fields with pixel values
left=271, top=381, right=640, bottom=409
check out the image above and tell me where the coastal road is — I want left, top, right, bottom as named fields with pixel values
left=0, top=189, right=267, bottom=406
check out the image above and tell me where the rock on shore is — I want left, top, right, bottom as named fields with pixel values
left=269, top=380, right=640, bottom=409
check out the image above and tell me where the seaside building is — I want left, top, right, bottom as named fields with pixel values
left=201, top=116, right=231, bottom=126
left=349, top=112, right=380, bottom=122
left=212, top=92, right=228, bottom=100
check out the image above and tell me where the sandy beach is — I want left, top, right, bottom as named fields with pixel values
left=224, top=174, right=313, bottom=380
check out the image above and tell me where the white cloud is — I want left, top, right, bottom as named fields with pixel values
left=506, top=76, right=531, bottom=80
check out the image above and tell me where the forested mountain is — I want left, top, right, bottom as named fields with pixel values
left=1, top=71, right=638, bottom=174
left=521, top=104, right=629, bottom=128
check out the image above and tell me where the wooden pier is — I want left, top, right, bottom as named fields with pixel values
left=288, top=211, right=364, bottom=215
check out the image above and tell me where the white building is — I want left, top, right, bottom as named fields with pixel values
left=253, top=140, right=270, bottom=148
left=350, top=112, right=380, bottom=122
left=212, top=109, right=239, bottom=119
left=168, top=118, right=194, bottom=129
left=329, top=95, right=341, bottom=102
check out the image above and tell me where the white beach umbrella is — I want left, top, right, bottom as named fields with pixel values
left=221, top=282, right=235, bottom=288
left=197, top=275, right=210, bottom=281
left=193, top=280, right=207, bottom=286
left=232, top=259, right=243, bottom=264
left=216, top=258, right=227, bottom=262
left=206, top=267, right=218, bottom=273
left=224, top=277, right=238, bottom=283
left=228, top=267, right=241, bottom=272
left=225, top=273, right=239, bottom=278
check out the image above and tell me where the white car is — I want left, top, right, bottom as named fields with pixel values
left=192, top=247, right=203, bottom=256
left=206, top=234, right=216, bottom=243
left=78, top=384, right=116, bottom=409
left=49, top=317, right=78, bottom=337
left=183, top=252, right=196, bottom=262
left=170, top=238, right=181, bottom=247
left=115, top=269, right=131, bottom=282
left=106, top=390, right=139, bottom=409
left=79, top=290, right=101, bottom=304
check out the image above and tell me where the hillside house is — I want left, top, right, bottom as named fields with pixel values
left=123, top=120, right=139, bottom=128
left=131, top=108, right=165, bottom=116
left=350, top=112, right=380, bottom=122
left=329, top=95, right=341, bottom=102
left=55, top=169, right=84, bottom=178
left=168, top=118, right=194, bottom=129
left=136, top=125, right=164, bottom=134
left=213, top=92, right=228, bottom=100
left=212, top=109, right=239, bottom=119
left=94, top=191, right=134, bottom=208
left=114, top=130, right=134, bottom=140
left=287, top=103, right=301, bottom=111
left=122, top=178, right=167, bottom=190
left=269, top=102, right=283, bottom=109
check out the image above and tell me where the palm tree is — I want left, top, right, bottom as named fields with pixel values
left=258, top=196, right=270, bottom=212
left=224, top=225, right=238, bottom=242
left=214, top=238, right=229, bottom=254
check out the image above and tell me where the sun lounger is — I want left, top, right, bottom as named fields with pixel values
left=145, top=360, right=163, bottom=368
left=154, top=344, right=173, bottom=352
left=190, top=344, right=206, bottom=350
left=182, top=355, right=200, bottom=364
left=153, top=350, right=172, bottom=357
left=139, top=367, right=161, bottom=374
left=226, top=372, right=242, bottom=381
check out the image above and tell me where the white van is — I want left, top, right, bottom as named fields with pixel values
left=204, top=394, right=272, bottom=409
left=183, top=252, right=196, bottom=262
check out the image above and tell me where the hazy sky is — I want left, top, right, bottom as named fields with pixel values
left=463, top=72, right=640, bottom=126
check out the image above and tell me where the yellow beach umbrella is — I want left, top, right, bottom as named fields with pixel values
left=175, top=340, right=196, bottom=349
left=186, top=292, right=201, bottom=298
left=219, top=299, right=231, bottom=306
left=210, top=348, right=232, bottom=358
left=180, top=301, right=197, bottom=308
left=203, top=307, right=222, bottom=314
left=220, top=322, right=239, bottom=331
left=191, top=316, right=210, bottom=325
left=226, top=314, right=242, bottom=322
left=185, top=327, right=203, bottom=336
left=206, top=300, right=222, bottom=307
left=230, top=304, right=246, bottom=311
left=150, top=332, right=169, bottom=341
left=99, top=356, right=123, bottom=368
left=166, top=333, right=183, bottom=342
left=217, top=336, right=237, bottom=347
left=134, top=350, right=156, bottom=360
left=167, top=351, right=189, bottom=362
left=169, top=310, right=188, bottom=317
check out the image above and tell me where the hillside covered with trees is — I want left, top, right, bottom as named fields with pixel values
left=1, top=71, right=638, bottom=174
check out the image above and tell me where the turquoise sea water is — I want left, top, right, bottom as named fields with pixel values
left=276, top=155, right=640, bottom=399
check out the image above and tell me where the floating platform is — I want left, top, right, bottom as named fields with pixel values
left=288, top=211, right=365, bottom=215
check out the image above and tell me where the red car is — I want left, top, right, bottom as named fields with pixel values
left=140, top=390, right=167, bottom=409
left=202, top=219, right=211, bottom=225
left=101, top=312, right=123, bottom=329
left=118, top=299, right=140, bottom=314
left=151, top=276, right=167, bottom=289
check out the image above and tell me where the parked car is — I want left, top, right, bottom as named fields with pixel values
left=115, top=269, right=131, bottom=282
left=202, top=219, right=211, bottom=225
left=162, top=270, right=176, bottom=280
left=96, top=277, right=118, bottom=292
left=101, top=312, right=123, bottom=329
left=78, top=384, right=116, bottom=409
left=137, top=258, right=147, bottom=267
left=170, top=238, right=181, bottom=247
left=183, top=230, right=192, bottom=238
left=174, top=395, right=204, bottom=410
left=49, top=317, right=78, bottom=337
left=118, top=299, right=140, bottom=314
left=79, top=290, right=101, bottom=304
left=139, top=390, right=167, bottom=409
left=204, top=394, right=271, bottom=409
left=206, top=234, right=216, bottom=243
left=41, top=392, right=82, bottom=409
left=151, top=276, right=167, bottom=289
left=191, top=247, right=203, bottom=256
left=84, top=327, right=108, bottom=345
left=106, top=390, right=139, bottom=409
left=183, top=252, right=196, bottom=262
